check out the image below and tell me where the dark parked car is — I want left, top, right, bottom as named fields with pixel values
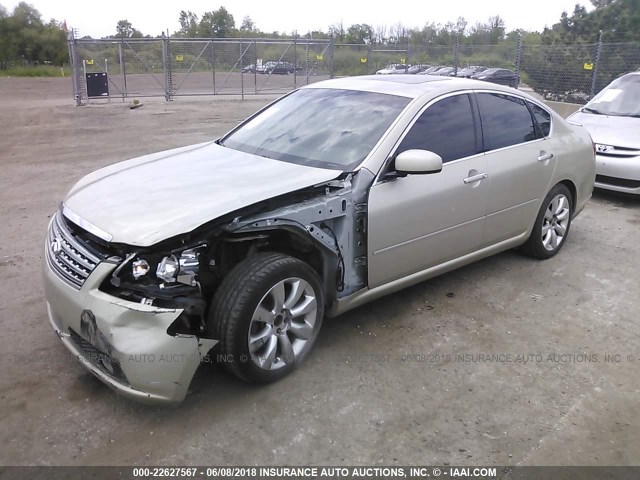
left=267, top=62, right=296, bottom=75
left=242, top=64, right=257, bottom=73
left=471, top=68, right=519, bottom=88
left=434, top=66, right=456, bottom=76
left=457, top=66, right=487, bottom=78
left=407, top=65, right=429, bottom=74
left=417, top=66, right=444, bottom=75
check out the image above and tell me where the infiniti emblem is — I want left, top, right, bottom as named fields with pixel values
left=51, top=237, right=63, bottom=255
left=596, top=144, right=614, bottom=153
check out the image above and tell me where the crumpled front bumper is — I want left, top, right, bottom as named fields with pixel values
left=43, top=242, right=217, bottom=405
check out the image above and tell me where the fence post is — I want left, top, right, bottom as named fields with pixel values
left=254, top=41, right=258, bottom=93
left=454, top=34, right=460, bottom=75
left=305, top=39, right=310, bottom=85
left=405, top=34, right=410, bottom=73
left=590, top=30, right=603, bottom=99
left=293, top=35, right=297, bottom=90
left=329, top=33, right=335, bottom=79
left=68, top=30, right=83, bottom=106
left=515, top=32, right=523, bottom=89
left=118, top=41, right=127, bottom=102
left=161, top=32, right=171, bottom=101
left=211, top=38, right=216, bottom=94
left=240, top=41, right=244, bottom=100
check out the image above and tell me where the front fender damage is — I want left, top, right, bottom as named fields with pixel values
left=222, top=169, right=374, bottom=308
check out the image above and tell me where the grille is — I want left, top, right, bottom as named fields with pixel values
left=596, top=145, right=640, bottom=158
left=68, top=328, right=128, bottom=383
left=46, top=212, right=101, bottom=289
left=596, top=174, right=640, bottom=189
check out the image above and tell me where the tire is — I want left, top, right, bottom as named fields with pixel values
left=521, top=183, right=573, bottom=259
left=208, top=252, right=324, bottom=383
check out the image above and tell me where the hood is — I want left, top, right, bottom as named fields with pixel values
left=63, top=141, right=341, bottom=247
left=567, top=111, right=640, bottom=149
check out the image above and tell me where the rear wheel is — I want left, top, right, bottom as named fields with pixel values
left=208, top=253, right=324, bottom=382
left=521, top=184, right=573, bottom=259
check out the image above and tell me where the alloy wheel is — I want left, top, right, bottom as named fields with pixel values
left=541, top=194, right=570, bottom=251
left=248, top=277, right=318, bottom=371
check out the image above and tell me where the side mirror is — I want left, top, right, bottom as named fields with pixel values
left=395, top=149, right=443, bottom=175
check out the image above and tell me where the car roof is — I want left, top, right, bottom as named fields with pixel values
left=302, top=74, right=521, bottom=99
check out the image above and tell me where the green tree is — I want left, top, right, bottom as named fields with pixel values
left=199, top=7, right=235, bottom=38
left=0, top=2, right=67, bottom=65
left=240, top=16, right=256, bottom=33
left=328, top=21, right=345, bottom=42
left=591, top=0, right=615, bottom=7
left=115, top=19, right=142, bottom=38
left=178, top=10, right=198, bottom=37
left=11, top=1, right=42, bottom=27
left=487, top=16, right=506, bottom=44
left=346, top=24, right=373, bottom=44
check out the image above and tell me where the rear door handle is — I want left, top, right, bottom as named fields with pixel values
left=463, top=173, right=488, bottom=184
left=538, top=152, right=554, bottom=162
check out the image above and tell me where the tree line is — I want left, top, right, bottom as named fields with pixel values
left=0, top=2, right=67, bottom=66
left=1, top=0, right=639, bottom=66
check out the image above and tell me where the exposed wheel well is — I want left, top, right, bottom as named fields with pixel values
left=215, top=227, right=337, bottom=307
left=220, top=230, right=323, bottom=274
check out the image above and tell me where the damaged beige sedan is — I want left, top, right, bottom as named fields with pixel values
left=43, top=75, right=595, bottom=404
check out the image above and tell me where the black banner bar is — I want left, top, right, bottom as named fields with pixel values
left=0, top=466, right=638, bottom=480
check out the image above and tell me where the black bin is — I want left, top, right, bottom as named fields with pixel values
left=86, top=72, right=109, bottom=97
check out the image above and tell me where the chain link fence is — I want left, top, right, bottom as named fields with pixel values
left=520, top=43, right=599, bottom=104
left=68, top=33, right=640, bottom=106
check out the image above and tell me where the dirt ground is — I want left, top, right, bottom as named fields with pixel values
left=1, top=76, right=639, bottom=467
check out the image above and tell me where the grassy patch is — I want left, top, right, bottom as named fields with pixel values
left=0, top=65, right=71, bottom=77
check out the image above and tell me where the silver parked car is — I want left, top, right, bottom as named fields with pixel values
left=43, top=75, right=595, bottom=404
left=567, top=71, right=640, bottom=194
left=376, top=64, right=409, bottom=74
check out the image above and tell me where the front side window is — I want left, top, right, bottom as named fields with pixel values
left=528, top=101, right=552, bottom=137
left=396, top=94, right=480, bottom=163
left=476, top=93, right=537, bottom=150
left=221, top=88, right=410, bottom=170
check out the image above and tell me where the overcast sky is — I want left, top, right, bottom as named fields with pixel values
left=5, top=0, right=591, bottom=38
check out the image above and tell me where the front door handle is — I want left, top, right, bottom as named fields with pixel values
left=538, top=151, right=554, bottom=162
left=463, top=172, right=488, bottom=184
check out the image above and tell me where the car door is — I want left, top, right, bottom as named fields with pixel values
left=475, top=92, right=557, bottom=245
left=367, top=92, right=489, bottom=288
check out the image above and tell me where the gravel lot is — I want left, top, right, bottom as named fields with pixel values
left=0, top=77, right=639, bottom=466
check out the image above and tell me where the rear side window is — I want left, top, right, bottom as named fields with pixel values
left=397, top=94, right=480, bottom=162
left=476, top=93, right=537, bottom=150
left=527, top=101, right=552, bottom=137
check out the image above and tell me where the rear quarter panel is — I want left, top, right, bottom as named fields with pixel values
left=549, top=118, right=595, bottom=217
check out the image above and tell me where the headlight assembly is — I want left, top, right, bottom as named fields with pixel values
left=127, top=245, right=206, bottom=287
left=156, top=255, right=180, bottom=283
left=132, top=259, right=150, bottom=279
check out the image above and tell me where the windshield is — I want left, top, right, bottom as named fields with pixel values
left=584, top=74, right=640, bottom=117
left=220, top=88, right=410, bottom=170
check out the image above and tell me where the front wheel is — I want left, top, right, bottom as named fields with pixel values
left=521, top=183, right=573, bottom=259
left=208, top=253, right=324, bottom=383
